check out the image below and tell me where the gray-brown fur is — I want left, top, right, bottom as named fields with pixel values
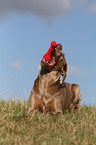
left=24, top=44, right=82, bottom=118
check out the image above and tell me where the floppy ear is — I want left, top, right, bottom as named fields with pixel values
left=60, top=62, right=68, bottom=84
left=64, top=61, right=68, bottom=74
left=61, top=52, right=68, bottom=74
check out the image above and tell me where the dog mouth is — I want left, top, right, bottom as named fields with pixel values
left=41, top=48, right=56, bottom=67
left=41, top=43, right=62, bottom=68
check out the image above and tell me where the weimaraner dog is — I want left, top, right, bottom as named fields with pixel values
left=24, top=43, right=82, bottom=117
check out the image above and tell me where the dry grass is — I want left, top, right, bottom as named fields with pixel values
left=0, top=100, right=96, bottom=145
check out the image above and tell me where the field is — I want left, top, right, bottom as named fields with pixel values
left=0, top=100, right=96, bottom=145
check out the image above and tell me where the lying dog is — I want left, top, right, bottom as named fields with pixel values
left=24, top=43, right=82, bottom=117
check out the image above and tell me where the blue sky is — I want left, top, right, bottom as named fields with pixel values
left=0, top=0, right=96, bottom=105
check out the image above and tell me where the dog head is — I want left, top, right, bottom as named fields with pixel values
left=41, top=43, right=67, bottom=73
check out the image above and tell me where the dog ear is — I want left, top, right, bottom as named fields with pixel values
left=64, top=61, right=68, bottom=73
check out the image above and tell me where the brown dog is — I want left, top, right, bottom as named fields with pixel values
left=24, top=44, right=82, bottom=117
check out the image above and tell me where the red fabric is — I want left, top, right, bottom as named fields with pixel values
left=43, top=41, right=57, bottom=61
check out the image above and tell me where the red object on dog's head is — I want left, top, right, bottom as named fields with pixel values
left=43, top=41, right=57, bottom=61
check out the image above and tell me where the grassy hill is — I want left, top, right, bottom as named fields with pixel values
left=0, top=100, right=96, bottom=145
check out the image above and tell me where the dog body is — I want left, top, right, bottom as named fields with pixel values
left=28, top=69, right=70, bottom=115
left=26, top=44, right=82, bottom=116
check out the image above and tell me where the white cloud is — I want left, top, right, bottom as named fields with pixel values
left=82, top=0, right=89, bottom=5
left=68, top=66, right=79, bottom=75
left=0, top=0, right=96, bottom=21
left=81, top=0, right=96, bottom=14
left=0, top=0, right=73, bottom=18
left=12, top=60, right=22, bottom=71
left=89, top=1, right=96, bottom=14
left=68, top=66, right=89, bottom=76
